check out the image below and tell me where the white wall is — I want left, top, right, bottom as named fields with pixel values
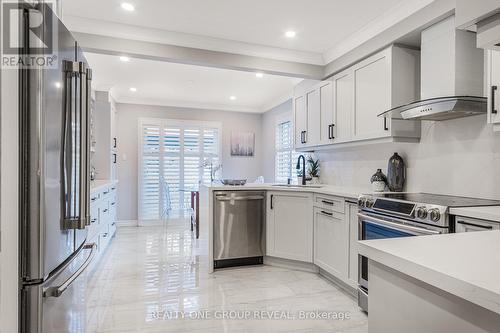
left=261, top=104, right=500, bottom=199
left=261, top=99, right=293, bottom=182
left=116, top=103, right=263, bottom=221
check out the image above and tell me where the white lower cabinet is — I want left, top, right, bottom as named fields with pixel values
left=313, top=207, right=348, bottom=279
left=89, top=181, right=118, bottom=267
left=266, top=192, right=313, bottom=262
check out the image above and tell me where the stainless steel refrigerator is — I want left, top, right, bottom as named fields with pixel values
left=19, top=2, right=96, bottom=332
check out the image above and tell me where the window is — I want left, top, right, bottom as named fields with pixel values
left=275, top=117, right=300, bottom=183
left=139, top=118, right=221, bottom=221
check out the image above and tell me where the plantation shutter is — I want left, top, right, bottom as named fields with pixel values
left=275, top=120, right=293, bottom=183
left=139, top=119, right=221, bottom=221
left=140, top=124, right=161, bottom=220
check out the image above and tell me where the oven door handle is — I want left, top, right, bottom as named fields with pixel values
left=358, top=213, right=441, bottom=236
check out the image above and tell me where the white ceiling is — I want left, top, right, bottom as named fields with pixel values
left=63, top=0, right=432, bottom=64
left=85, top=52, right=302, bottom=112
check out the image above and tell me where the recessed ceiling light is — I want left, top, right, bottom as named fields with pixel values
left=54, top=82, right=61, bottom=89
left=229, top=96, right=237, bottom=101
left=119, top=56, right=130, bottom=62
left=121, top=2, right=135, bottom=11
left=255, top=73, right=264, bottom=78
left=129, top=87, right=137, bottom=92
left=285, top=30, right=296, bottom=38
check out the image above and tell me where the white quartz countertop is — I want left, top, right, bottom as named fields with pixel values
left=204, top=183, right=371, bottom=200
left=450, top=206, right=500, bottom=223
left=358, top=231, right=500, bottom=315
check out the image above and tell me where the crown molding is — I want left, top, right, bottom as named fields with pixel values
left=323, top=0, right=435, bottom=64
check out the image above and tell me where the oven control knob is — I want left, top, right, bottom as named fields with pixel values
left=358, top=197, right=367, bottom=207
left=416, top=207, right=428, bottom=219
left=429, top=209, right=441, bottom=222
left=365, top=199, right=374, bottom=208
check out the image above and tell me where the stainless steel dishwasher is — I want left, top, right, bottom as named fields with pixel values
left=213, top=191, right=265, bottom=269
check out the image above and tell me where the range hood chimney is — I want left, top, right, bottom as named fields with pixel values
left=380, top=16, right=486, bottom=121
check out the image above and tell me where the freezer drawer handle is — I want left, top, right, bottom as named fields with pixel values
left=43, top=243, right=97, bottom=298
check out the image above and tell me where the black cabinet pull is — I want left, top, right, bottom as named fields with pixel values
left=384, top=117, right=389, bottom=131
left=320, top=210, right=333, bottom=216
left=103, top=209, right=108, bottom=213
left=321, top=200, right=334, bottom=206
left=110, top=202, right=116, bottom=206
left=270, top=195, right=274, bottom=210
left=113, top=137, right=117, bottom=148
left=90, top=218, right=97, bottom=224
left=113, top=153, right=117, bottom=164
left=328, top=124, right=335, bottom=140
left=492, top=85, right=498, bottom=114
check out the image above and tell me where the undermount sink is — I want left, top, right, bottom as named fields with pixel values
left=271, top=184, right=324, bottom=189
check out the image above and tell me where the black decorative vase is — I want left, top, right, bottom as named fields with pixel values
left=387, top=153, right=405, bottom=192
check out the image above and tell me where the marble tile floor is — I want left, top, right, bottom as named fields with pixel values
left=86, top=218, right=368, bottom=333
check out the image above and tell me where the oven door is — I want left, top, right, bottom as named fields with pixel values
left=358, top=212, right=442, bottom=300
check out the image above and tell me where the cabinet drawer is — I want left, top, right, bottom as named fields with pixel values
left=314, top=194, right=345, bottom=213
left=101, top=186, right=111, bottom=200
left=100, top=225, right=111, bottom=250
left=88, top=206, right=100, bottom=239
left=90, top=191, right=100, bottom=205
left=100, top=201, right=110, bottom=223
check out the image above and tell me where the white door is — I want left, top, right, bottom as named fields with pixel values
left=319, top=81, right=334, bottom=145
left=488, top=50, right=500, bottom=124
left=306, top=88, right=320, bottom=146
left=333, top=70, right=354, bottom=142
left=313, top=208, right=348, bottom=279
left=353, top=52, right=391, bottom=140
left=347, top=203, right=359, bottom=289
left=267, top=192, right=313, bottom=262
left=294, top=95, right=307, bottom=148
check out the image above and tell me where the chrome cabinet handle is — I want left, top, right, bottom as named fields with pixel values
left=358, top=213, right=441, bottom=235
left=44, top=243, right=97, bottom=298
left=492, top=85, right=498, bottom=114
left=217, top=195, right=265, bottom=201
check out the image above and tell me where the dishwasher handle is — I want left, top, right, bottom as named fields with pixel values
left=216, top=195, right=265, bottom=201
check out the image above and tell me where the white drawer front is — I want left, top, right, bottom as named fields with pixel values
left=314, top=194, right=345, bottom=213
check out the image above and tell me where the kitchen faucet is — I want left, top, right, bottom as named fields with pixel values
left=296, top=155, right=306, bottom=185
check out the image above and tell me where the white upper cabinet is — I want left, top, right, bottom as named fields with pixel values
left=487, top=50, right=500, bottom=126
left=332, top=70, right=354, bottom=143
left=294, top=95, right=307, bottom=148
left=353, top=50, right=391, bottom=140
left=293, top=45, right=420, bottom=150
left=306, top=88, right=321, bottom=146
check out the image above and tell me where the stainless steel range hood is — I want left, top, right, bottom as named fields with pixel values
left=379, top=16, right=486, bottom=121
left=379, top=96, right=487, bottom=121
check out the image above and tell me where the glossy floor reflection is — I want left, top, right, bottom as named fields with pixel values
left=86, top=217, right=368, bottom=332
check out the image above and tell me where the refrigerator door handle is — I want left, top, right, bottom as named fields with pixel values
left=43, top=243, right=97, bottom=298
left=62, top=61, right=89, bottom=230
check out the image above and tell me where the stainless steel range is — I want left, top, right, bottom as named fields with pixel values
left=357, top=192, right=500, bottom=312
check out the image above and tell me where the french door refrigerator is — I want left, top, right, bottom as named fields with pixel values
left=19, top=2, right=96, bottom=332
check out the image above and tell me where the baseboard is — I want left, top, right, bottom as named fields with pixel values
left=318, top=268, right=357, bottom=299
left=264, top=256, right=319, bottom=273
left=116, top=220, right=138, bottom=227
